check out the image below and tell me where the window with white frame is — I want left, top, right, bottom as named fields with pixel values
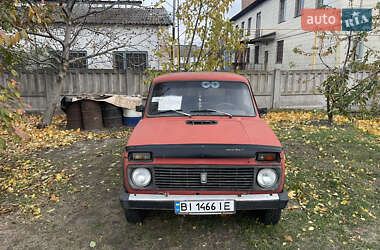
left=69, top=51, right=87, bottom=69
left=295, top=0, right=304, bottom=17
left=113, top=51, right=125, bottom=70
left=246, top=48, right=250, bottom=64
left=254, top=45, right=260, bottom=64
left=113, top=51, right=148, bottom=71
left=241, top=21, right=245, bottom=36
left=247, top=17, right=252, bottom=36
left=279, top=0, right=286, bottom=23
left=276, top=40, right=284, bottom=64
left=256, top=12, right=261, bottom=38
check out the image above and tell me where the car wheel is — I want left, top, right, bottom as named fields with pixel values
left=258, top=209, right=282, bottom=225
left=123, top=208, right=144, bottom=224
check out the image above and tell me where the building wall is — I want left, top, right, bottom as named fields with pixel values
left=29, top=24, right=169, bottom=70
left=82, top=26, right=163, bottom=70
left=234, top=0, right=378, bottom=71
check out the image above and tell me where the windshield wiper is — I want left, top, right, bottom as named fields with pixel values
left=155, top=109, right=192, bottom=117
left=190, top=109, right=233, bottom=118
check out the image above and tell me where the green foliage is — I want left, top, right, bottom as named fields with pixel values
left=154, top=0, right=245, bottom=74
left=317, top=30, right=379, bottom=121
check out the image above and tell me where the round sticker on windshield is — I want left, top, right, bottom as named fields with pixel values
left=211, top=81, right=220, bottom=88
left=201, top=81, right=211, bottom=88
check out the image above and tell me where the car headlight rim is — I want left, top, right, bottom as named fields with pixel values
left=131, top=168, right=151, bottom=187
left=257, top=168, right=278, bottom=188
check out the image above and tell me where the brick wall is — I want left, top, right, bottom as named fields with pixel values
left=242, top=0, right=256, bottom=9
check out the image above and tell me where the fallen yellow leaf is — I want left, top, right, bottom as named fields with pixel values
left=285, top=235, right=293, bottom=242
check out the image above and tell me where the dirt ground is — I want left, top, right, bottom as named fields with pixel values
left=1, top=122, right=378, bottom=250
left=1, top=138, right=257, bottom=250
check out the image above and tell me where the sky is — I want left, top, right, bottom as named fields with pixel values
left=229, top=0, right=242, bottom=18
left=143, top=0, right=242, bottom=18
left=142, top=0, right=242, bottom=43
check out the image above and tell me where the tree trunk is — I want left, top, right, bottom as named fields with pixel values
left=38, top=71, right=66, bottom=128
left=185, top=3, right=203, bottom=68
left=370, top=84, right=379, bottom=113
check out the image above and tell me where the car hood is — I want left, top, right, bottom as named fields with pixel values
left=127, top=117, right=281, bottom=148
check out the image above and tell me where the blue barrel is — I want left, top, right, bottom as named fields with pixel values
left=123, top=109, right=142, bottom=127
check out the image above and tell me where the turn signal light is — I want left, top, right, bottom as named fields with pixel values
left=129, top=152, right=152, bottom=161
left=256, top=153, right=279, bottom=162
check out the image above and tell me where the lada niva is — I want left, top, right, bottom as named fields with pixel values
left=120, top=72, right=288, bottom=225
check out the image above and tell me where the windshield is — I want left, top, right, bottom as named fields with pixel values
left=147, top=81, right=256, bottom=117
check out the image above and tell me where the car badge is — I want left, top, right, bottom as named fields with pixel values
left=200, top=172, right=207, bottom=184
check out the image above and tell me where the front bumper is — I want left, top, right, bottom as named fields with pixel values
left=120, top=189, right=289, bottom=211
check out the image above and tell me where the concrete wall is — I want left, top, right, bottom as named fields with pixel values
left=0, top=70, right=149, bottom=112
left=2, top=69, right=375, bottom=112
left=243, top=69, right=329, bottom=109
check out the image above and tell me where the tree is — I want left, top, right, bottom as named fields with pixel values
left=294, top=2, right=379, bottom=124
left=15, top=0, right=159, bottom=127
left=0, top=0, right=51, bottom=148
left=154, top=0, right=244, bottom=73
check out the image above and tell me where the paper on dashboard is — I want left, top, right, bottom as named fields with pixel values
left=157, top=96, right=182, bottom=111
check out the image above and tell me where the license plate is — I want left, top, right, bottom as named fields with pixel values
left=175, top=200, right=235, bottom=215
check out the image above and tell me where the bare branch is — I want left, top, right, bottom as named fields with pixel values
left=43, top=24, right=65, bottom=46
left=11, top=49, right=58, bottom=69
left=342, top=31, right=353, bottom=72
left=185, top=3, right=203, bottom=68
left=194, top=15, right=209, bottom=70
left=72, top=1, right=120, bottom=22
left=25, top=57, right=58, bottom=69
left=318, top=50, right=333, bottom=71
left=28, top=32, right=54, bottom=40
left=67, top=0, right=77, bottom=15
left=67, top=44, right=125, bottom=64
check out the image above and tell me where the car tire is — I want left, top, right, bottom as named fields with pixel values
left=123, top=208, right=144, bottom=224
left=258, top=209, right=282, bottom=225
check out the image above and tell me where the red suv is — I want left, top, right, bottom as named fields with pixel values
left=120, top=72, right=288, bottom=225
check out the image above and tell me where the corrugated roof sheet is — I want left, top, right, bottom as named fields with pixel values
left=53, top=7, right=171, bottom=26
left=84, top=8, right=172, bottom=26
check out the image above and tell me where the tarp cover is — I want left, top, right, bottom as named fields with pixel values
left=67, top=95, right=142, bottom=110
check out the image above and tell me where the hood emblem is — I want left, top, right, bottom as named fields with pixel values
left=200, top=172, right=207, bottom=184
left=225, top=148, right=243, bottom=152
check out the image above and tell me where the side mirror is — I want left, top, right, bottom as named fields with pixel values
left=136, top=105, right=145, bottom=113
left=258, top=108, right=268, bottom=117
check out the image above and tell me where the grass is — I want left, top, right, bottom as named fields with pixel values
left=117, top=114, right=379, bottom=249
left=238, top=118, right=379, bottom=249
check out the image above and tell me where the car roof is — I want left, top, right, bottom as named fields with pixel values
left=152, top=72, right=249, bottom=85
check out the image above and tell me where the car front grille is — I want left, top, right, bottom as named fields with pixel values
left=153, top=166, right=254, bottom=190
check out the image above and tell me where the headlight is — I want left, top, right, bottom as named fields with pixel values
left=131, top=168, right=151, bottom=187
left=257, top=169, right=278, bottom=188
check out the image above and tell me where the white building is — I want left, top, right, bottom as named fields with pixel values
left=230, top=0, right=378, bottom=71
left=29, top=1, right=172, bottom=71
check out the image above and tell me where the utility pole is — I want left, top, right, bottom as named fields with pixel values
left=312, top=31, right=318, bottom=69
left=172, top=0, right=176, bottom=65
left=177, top=0, right=180, bottom=69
